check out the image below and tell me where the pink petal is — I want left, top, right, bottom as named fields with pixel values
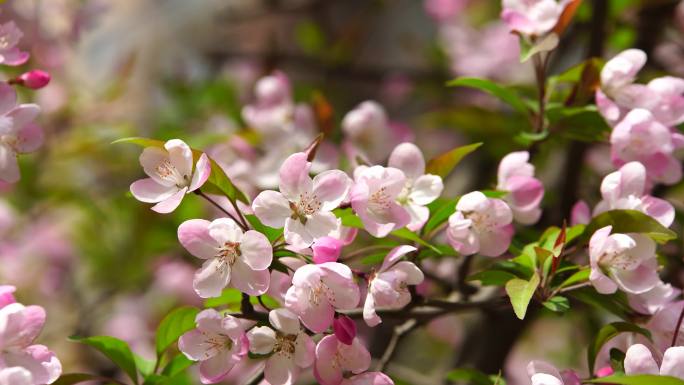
left=410, top=174, right=443, bottom=205
left=342, top=372, right=394, bottom=385
left=246, top=326, right=276, bottom=354
left=624, top=344, right=659, bottom=375
left=571, top=200, right=591, bottom=226
left=661, top=346, right=684, bottom=378
left=294, top=333, right=315, bottom=368
left=393, top=261, right=425, bottom=285
left=285, top=217, right=315, bottom=249
left=130, top=178, right=175, bottom=203
left=406, top=204, right=430, bottom=232
left=456, top=191, right=488, bottom=212
left=189, top=153, right=211, bottom=192
left=333, top=315, right=357, bottom=345
left=0, top=285, right=16, bottom=309
left=279, top=152, right=313, bottom=201
left=6, top=104, right=40, bottom=131
left=312, top=170, right=352, bottom=211
left=612, top=263, right=659, bottom=295
left=506, top=175, right=544, bottom=210
left=320, top=262, right=361, bottom=309
left=381, top=245, right=417, bottom=272
left=0, top=303, right=46, bottom=348
left=230, top=260, right=270, bottom=296
left=0, top=83, right=17, bottom=115
left=312, top=236, right=343, bottom=264
left=304, top=211, right=340, bottom=240
left=601, top=49, right=647, bottom=89
left=297, top=291, right=335, bottom=334
left=0, top=49, right=29, bottom=66
left=590, top=268, right=618, bottom=294
left=240, top=230, right=272, bottom=270
left=0, top=367, right=32, bottom=385
left=178, top=219, right=218, bottom=259
left=589, top=226, right=613, bottom=261
left=199, top=349, right=239, bottom=384
left=151, top=186, right=187, bottom=213
left=208, top=218, right=243, bottom=244
left=388, top=142, right=425, bottom=179
left=2, top=345, right=61, bottom=385
left=269, top=308, right=301, bottom=335
left=642, top=196, right=675, bottom=228
left=165, top=139, right=194, bottom=182
left=15, top=123, right=43, bottom=153
left=193, top=258, right=231, bottom=298
left=265, top=353, right=298, bottom=385
left=618, top=162, right=647, bottom=197
left=596, top=90, right=623, bottom=125
left=498, top=151, right=534, bottom=183
left=338, top=338, right=371, bottom=374
left=252, top=190, right=291, bottom=228
left=477, top=224, right=513, bottom=257
left=363, top=293, right=381, bottom=327
left=314, top=335, right=343, bottom=385
left=0, top=144, right=19, bottom=183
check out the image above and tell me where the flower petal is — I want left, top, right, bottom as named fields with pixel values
left=246, top=326, right=276, bottom=355
left=151, top=186, right=187, bottom=213
left=165, top=139, right=194, bottom=182
left=252, top=191, right=291, bottom=229
left=240, top=230, right=273, bottom=270
left=189, top=153, right=211, bottom=192
left=624, top=344, right=659, bottom=375
left=410, top=174, right=443, bottom=205
left=230, top=260, right=270, bottom=296
left=388, top=142, right=425, bottom=179
left=312, top=170, right=352, bottom=211
left=193, top=258, right=231, bottom=298
left=279, top=152, right=313, bottom=201
left=269, top=308, right=301, bottom=335
left=178, top=219, right=218, bottom=259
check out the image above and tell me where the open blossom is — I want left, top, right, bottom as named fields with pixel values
left=0, top=83, right=43, bottom=183
left=130, top=139, right=211, bottom=213
left=648, top=301, right=684, bottom=349
left=350, top=165, right=410, bottom=238
left=177, top=217, right=272, bottom=298
left=594, top=161, right=675, bottom=227
left=241, top=71, right=294, bottom=138
left=179, top=309, right=249, bottom=384
left=497, top=151, right=544, bottom=224
left=252, top=152, right=351, bottom=249
left=246, top=308, right=315, bottom=385
left=284, top=262, right=360, bottom=333
left=447, top=191, right=513, bottom=257
left=527, top=361, right=581, bottom=385
left=625, top=344, right=684, bottom=379
left=314, top=335, right=371, bottom=385
left=628, top=280, right=680, bottom=315
left=0, top=302, right=62, bottom=385
left=589, top=225, right=658, bottom=295
left=341, top=372, right=394, bottom=385
left=387, top=143, right=444, bottom=231
left=500, top=0, right=565, bottom=37
left=363, top=245, right=424, bottom=327
left=0, top=22, right=29, bottom=66
left=609, top=109, right=682, bottom=185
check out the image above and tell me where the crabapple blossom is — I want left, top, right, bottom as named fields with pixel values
left=387, top=143, right=444, bottom=231
left=594, top=161, right=675, bottom=227
left=648, top=301, right=684, bottom=349
left=500, top=0, right=565, bottom=37
left=625, top=344, right=684, bottom=379
left=646, top=76, right=684, bottom=127
left=627, top=280, right=680, bottom=315
left=0, top=22, right=29, bottom=66
left=446, top=191, right=513, bottom=257
left=340, top=372, right=394, bottom=385
left=496, top=151, right=544, bottom=224
left=527, top=361, right=581, bottom=385
left=130, top=139, right=211, bottom=213
left=610, top=109, right=681, bottom=185
left=363, top=245, right=424, bottom=327
left=314, top=335, right=371, bottom=385
left=0, top=83, right=43, bottom=183
left=177, top=217, right=273, bottom=298
left=570, top=200, right=590, bottom=226
left=178, top=309, right=249, bottom=384
left=597, top=49, right=649, bottom=126
left=350, top=165, right=410, bottom=238
left=588, top=225, right=658, bottom=295
left=312, top=236, right=344, bottom=264
left=332, top=315, right=356, bottom=345
left=252, top=152, right=351, bottom=249
left=246, top=308, right=315, bottom=385
left=241, top=71, right=294, bottom=138
left=0, top=285, right=15, bottom=308
left=0, top=302, right=62, bottom=385
left=284, top=262, right=360, bottom=333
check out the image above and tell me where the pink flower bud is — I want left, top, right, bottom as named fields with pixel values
left=595, top=366, right=614, bottom=378
left=312, top=236, right=343, bottom=264
left=333, top=315, right=356, bottom=345
left=0, top=285, right=16, bottom=309
left=15, top=70, right=51, bottom=89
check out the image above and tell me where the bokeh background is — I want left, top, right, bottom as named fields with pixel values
left=2, top=0, right=684, bottom=384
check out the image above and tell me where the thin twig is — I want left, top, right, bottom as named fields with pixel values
left=671, top=304, right=684, bottom=347
left=195, top=190, right=248, bottom=231
left=375, top=319, right=418, bottom=372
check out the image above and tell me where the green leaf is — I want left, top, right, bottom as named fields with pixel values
left=113, top=137, right=248, bottom=204
left=334, top=208, right=364, bottom=229
left=446, top=368, right=494, bottom=385
left=542, top=296, right=570, bottom=313
left=505, top=272, right=540, bottom=320
left=391, top=228, right=442, bottom=255
left=446, top=77, right=528, bottom=115
left=609, top=348, right=626, bottom=373
left=361, top=252, right=389, bottom=266
left=583, top=210, right=677, bottom=244
left=558, top=268, right=590, bottom=289
left=135, top=354, right=155, bottom=377
left=425, top=142, right=482, bottom=179
left=468, top=270, right=517, bottom=286
left=203, top=289, right=243, bottom=308
left=161, top=354, right=195, bottom=377
left=570, top=287, right=632, bottom=321
left=519, top=33, right=559, bottom=62
left=52, top=374, right=103, bottom=385
left=156, top=306, right=200, bottom=358
left=588, top=375, right=684, bottom=385
left=587, top=322, right=652, bottom=374
left=423, top=198, right=458, bottom=235
left=70, top=336, right=139, bottom=384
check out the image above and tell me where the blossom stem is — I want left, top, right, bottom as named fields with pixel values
left=195, top=190, right=248, bottom=231
left=375, top=318, right=418, bottom=371
left=533, top=53, right=547, bottom=133
left=671, top=304, right=684, bottom=347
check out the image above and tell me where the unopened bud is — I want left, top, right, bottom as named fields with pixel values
left=14, top=70, right=51, bottom=89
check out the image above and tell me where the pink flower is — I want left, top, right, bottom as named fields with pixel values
left=646, top=76, right=684, bottom=127
left=0, top=286, right=15, bottom=309
left=333, top=315, right=356, bottom=345
left=570, top=200, right=591, bottom=226
left=14, top=71, right=51, bottom=90
left=350, top=165, right=410, bottom=238
left=424, top=0, right=466, bottom=21
left=242, top=71, right=294, bottom=138
left=312, top=236, right=344, bottom=264
left=625, top=344, right=684, bottom=379
left=314, top=335, right=371, bottom=385
left=527, top=361, right=581, bottom=385
left=594, top=162, right=675, bottom=227
left=387, top=143, right=444, bottom=231
left=628, top=280, right=680, bottom=315
left=446, top=191, right=513, bottom=257
left=648, top=301, right=684, bottom=349
left=610, top=109, right=681, bottom=185
left=363, top=245, right=424, bottom=327
left=246, top=308, right=315, bottom=385
left=501, top=0, right=565, bottom=37
left=284, top=262, right=360, bottom=333
left=588, top=225, right=658, bottom=295
left=0, top=22, right=29, bottom=66
left=0, top=303, right=62, bottom=385
left=0, top=83, right=43, bottom=183
left=252, top=152, right=351, bottom=249
left=497, top=151, right=544, bottom=224
left=130, top=139, right=211, bottom=213
left=177, top=217, right=272, bottom=298
left=178, top=309, right=249, bottom=384
left=340, top=372, right=394, bottom=385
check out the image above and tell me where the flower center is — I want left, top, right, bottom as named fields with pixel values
left=216, top=241, right=241, bottom=270
left=274, top=333, right=297, bottom=357
left=201, top=333, right=233, bottom=359
left=599, top=249, right=637, bottom=271
left=289, top=192, right=321, bottom=224
left=155, top=159, right=189, bottom=187
left=308, top=281, right=332, bottom=306
left=463, top=211, right=491, bottom=233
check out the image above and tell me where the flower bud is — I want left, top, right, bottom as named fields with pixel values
left=0, top=285, right=16, bottom=309
left=14, top=70, right=51, bottom=89
left=312, top=236, right=343, bottom=264
left=333, top=315, right=356, bottom=345
left=595, top=366, right=614, bottom=378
